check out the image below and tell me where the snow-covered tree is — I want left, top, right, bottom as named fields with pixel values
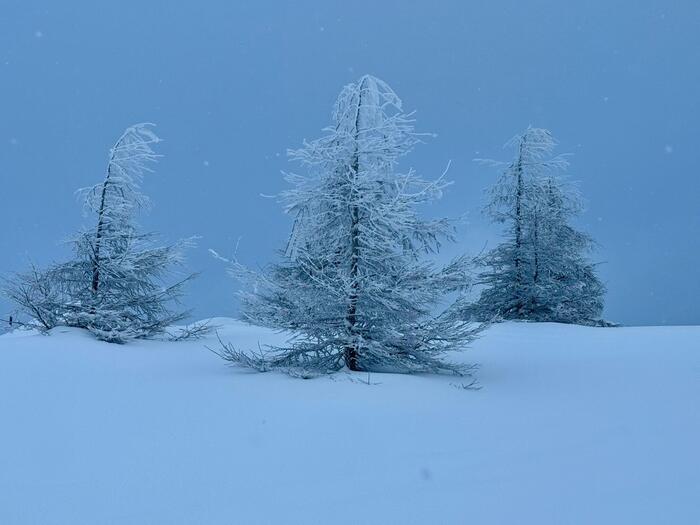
left=4, top=124, right=195, bottom=342
left=526, top=176, right=606, bottom=322
left=469, top=127, right=605, bottom=324
left=220, top=75, right=483, bottom=375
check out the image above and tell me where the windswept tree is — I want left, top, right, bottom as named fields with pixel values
left=469, top=127, right=605, bottom=324
left=5, top=124, right=195, bottom=342
left=220, top=75, right=483, bottom=375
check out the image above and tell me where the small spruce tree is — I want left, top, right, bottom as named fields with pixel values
left=470, top=127, right=605, bottom=324
left=5, top=123, right=195, bottom=342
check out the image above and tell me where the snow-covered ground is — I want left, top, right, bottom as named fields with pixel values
left=0, top=320, right=698, bottom=524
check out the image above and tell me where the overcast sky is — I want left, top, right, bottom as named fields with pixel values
left=1, top=0, right=698, bottom=326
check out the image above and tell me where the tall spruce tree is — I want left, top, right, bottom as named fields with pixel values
left=221, top=75, right=482, bottom=375
left=5, top=124, right=195, bottom=342
left=470, top=127, right=605, bottom=324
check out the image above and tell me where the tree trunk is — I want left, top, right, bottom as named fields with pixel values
left=533, top=215, right=539, bottom=284
left=345, top=155, right=361, bottom=371
left=91, top=168, right=111, bottom=293
left=513, top=139, right=525, bottom=316
left=344, top=78, right=367, bottom=371
left=91, top=133, right=126, bottom=293
left=345, top=202, right=360, bottom=371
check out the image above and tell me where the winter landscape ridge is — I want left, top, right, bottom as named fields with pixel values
left=1, top=319, right=698, bottom=525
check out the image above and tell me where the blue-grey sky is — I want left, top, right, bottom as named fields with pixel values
left=1, top=1, right=699, bottom=326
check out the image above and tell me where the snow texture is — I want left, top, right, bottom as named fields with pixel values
left=1, top=320, right=698, bottom=524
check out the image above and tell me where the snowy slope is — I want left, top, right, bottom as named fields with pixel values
left=0, top=321, right=698, bottom=525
